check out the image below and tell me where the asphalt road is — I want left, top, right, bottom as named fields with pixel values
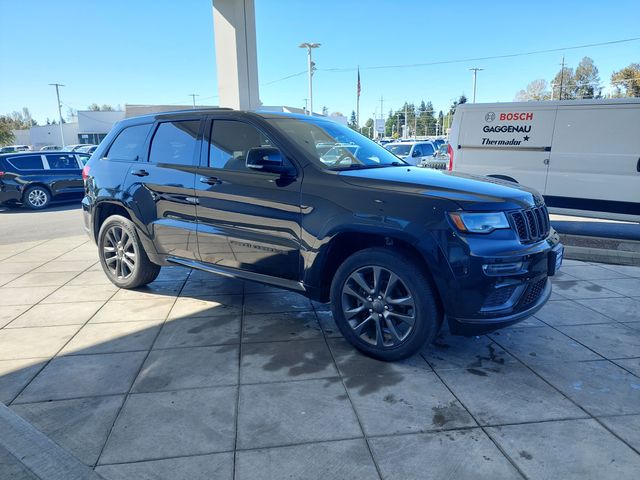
left=0, top=203, right=85, bottom=245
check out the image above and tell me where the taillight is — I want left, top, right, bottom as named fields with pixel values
left=0, top=171, right=4, bottom=178
left=82, top=165, right=90, bottom=181
left=447, top=143, right=454, bottom=171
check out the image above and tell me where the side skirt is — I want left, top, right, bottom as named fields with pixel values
left=167, top=256, right=306, bottom=293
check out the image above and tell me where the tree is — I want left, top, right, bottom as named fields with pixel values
left=551, top=66, right=576, bottom=100
left=0, top=121, right=14, bottom=146
left=515, top=79, right=551, bottom=101
left=575, top=57, right=601, bottom=99
left=611, top=63, right=640, bottom=98
left=348, top=110, right=357, bottom=130
left=362, top=118, right=374, bottom=138
left=448, top=95, right=467, bottom=116
left=88, top=104, right=115, bottom=111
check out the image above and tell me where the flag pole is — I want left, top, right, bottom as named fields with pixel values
left=356, top=66, right=360, bottom=129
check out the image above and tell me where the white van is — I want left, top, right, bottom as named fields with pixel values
left=448, top=99, right=640, bottom=218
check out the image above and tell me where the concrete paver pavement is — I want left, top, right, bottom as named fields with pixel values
left=0, top=233, right=639, bottom=479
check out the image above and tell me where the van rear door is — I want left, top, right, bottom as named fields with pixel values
left=454, top=105, right=556, bottom=193
left=545, top=103, right=640, bottom=214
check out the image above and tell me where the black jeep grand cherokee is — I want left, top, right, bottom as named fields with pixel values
left=82, top=109, right=563, bottom=361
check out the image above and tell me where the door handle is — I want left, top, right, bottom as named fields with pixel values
left=543, top=158, right=550, bottom=165
left=200, top=176, right=221, bottom=185
left=131, top=169, right=149, bottom=177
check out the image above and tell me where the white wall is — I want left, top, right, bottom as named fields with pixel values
left=77, top=110, right=124, bottom=133
left=29, top=123, right=79, bottom=150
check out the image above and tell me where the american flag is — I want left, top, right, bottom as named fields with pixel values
left=357, top=67, right=361, bottom=98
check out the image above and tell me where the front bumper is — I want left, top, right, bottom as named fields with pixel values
left=421, top=224, right=562, bottom=336
left=447, top=276, right=551, bottom=335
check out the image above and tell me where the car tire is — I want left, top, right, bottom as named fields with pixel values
left=23, top=186, right=51, bottom=210
left=98, top=215, right=160, bottom=289
left=330, top=247, right=441, bottom=361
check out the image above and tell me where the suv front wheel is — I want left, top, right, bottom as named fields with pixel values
left=98, top=215, right=160, bottom=289
left=330, top=248, right=440, bottom=361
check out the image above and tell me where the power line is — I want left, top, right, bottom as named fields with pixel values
left=318, top=36, right=640, bottom=73
left=257, top=36, right=640, bottom=89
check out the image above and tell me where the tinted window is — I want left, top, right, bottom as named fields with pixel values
left=107, top=124, right=152, bottom=161
left=209, top=120, right=275, bottom=170
left=149, top=120, right=200, bottom=166
left=46, top=154, right=79, bottom=169
left=8, top=155, right=44, bottom=170
left=421, top=143, right=435, bottom=155
left=77, top=154, right=90, bottom=166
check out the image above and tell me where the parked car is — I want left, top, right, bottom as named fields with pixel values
left=420, top=143, right=450, bottom=170
left=77, top=145, right=98, bottom=154
left=83, top=109, right=562, bottom=361
left=432, top=138, right=446, bottom=148
left=448, top=98, right=640, bottom=217
left=62, top=144, right=94, bottom=152
left=0, top=145, right=31, bottom=154
left=385, top=141, right=437, bottom=166
left=40, top=145, right=62, bottom=151
left=0, top=151, right=89, bottom=209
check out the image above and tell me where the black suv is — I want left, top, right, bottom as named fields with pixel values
left=0, top=151, right=89, bottom=209
left=82, top=109, right=563, bottom=361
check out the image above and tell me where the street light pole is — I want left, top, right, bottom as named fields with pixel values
left=48, top=83, right=65, bottom=146
left=469, top=68, right=483, bottom=103
left=299, top=43, right=321, bottom=115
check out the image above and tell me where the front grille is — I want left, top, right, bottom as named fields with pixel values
left=521, top=278, right=547, bottom=307
left=509, top=205, right=550, bottom=243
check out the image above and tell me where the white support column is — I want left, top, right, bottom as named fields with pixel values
left=212, top=0, right=261, bottom=110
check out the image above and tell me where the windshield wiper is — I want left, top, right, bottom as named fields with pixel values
left=332, top=163, right=404, bottom=171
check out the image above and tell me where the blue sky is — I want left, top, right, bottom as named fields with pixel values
left=1, top=0, right=638, bottom=124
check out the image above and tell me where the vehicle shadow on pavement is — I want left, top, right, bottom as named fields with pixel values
left=0, top=202, right=81, bottom=215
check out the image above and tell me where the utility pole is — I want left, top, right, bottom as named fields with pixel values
left=558, top=55, right=566, bottom=101
left=189, top=93, right=200, bottom=108
left=299, top=43, right=321, bottom=115
left=469, top=68, right=483, bottom=103
left=404, top=104, right=408, bottom=139
left=48, top=83, right=65, bottom=147
left=380, top=96, right=384, bottom=138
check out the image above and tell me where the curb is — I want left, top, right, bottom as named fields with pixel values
left=0, top=403, right=105, bottom=480
left=560, top=234, right=640, bottom=266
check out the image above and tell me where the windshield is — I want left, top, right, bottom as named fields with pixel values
left=267, top=118, right=407, bottom=170
left=385, top=143, right=412, bottom=156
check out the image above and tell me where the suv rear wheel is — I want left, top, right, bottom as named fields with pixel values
left=23, top=186, right=51, bottom=210
left=330, top=247, right=440, bottom=361
left=98, top=215, right=160, bottom=289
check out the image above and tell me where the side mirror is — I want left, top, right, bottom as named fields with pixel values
left=246, top=147, right=293, bottom=175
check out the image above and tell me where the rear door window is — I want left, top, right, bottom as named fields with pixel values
left=45, top=154, right=79, bottom=170
left=149, top=120, right=200, bottom=166
left=107, top=124, right=153, bottom=161
left=7, top=155, right=44, bottom=170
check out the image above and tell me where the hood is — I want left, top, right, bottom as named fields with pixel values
left=339, top=167, right=541, bottom=211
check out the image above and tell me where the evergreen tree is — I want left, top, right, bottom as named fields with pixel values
left=575, top=57, right=601, bottom=99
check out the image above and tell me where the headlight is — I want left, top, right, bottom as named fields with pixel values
left=448, top=212, right=510, bottom=233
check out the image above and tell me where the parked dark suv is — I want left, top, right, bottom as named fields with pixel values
left=0, top=151, right=90, bottom=209
left=82, top=109, right=563, bottom=361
